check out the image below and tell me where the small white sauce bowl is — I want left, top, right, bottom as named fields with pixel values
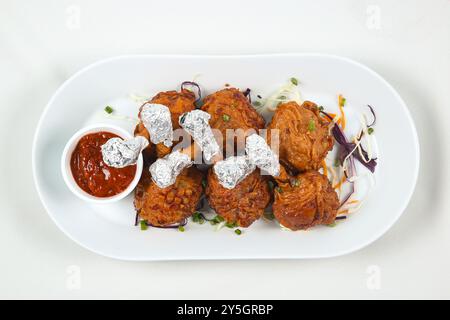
left=61, top=123, right=143, bottom=204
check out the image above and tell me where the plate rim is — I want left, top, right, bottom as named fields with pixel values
left=31, top=53, right=420, bottom=261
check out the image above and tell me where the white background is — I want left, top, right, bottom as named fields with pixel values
left=0, top=0, right=449, bottom=299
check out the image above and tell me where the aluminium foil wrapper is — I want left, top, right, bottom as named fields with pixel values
left=140, top=103, right=174, bottom=147
left=245, top=133, right=280, bottom=177
left=179, top=110, right=220, bottom=162
left=149, top=150, right=193, bottom=188
left=213, top=155, right=256, bottom=189
left=101, top=136, right=149, bottom=168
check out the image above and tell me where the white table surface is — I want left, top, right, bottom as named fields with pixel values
left=1, top=0, right=449, bottom=299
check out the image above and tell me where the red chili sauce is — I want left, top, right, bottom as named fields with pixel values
left=70, top=132, right=137, bottom=197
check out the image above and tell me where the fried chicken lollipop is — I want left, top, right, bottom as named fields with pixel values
left=201, top=88, right=265, bottom=155
left=267, top=101, right=333, bottom=172
left=134, top=166, right=203, bottom=227
left=272, top=166, right=339, bottom=230
left=134, top=88, right=196, bottom=160
left=205, top=168, right=271, bottom=228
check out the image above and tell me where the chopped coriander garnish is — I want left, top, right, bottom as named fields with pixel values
left=275, top=186, right=283, bottom=193
left=368, top=127, right=374, bottom=135
left=140, top=220, right=148, bottom=231
left=235, top=229, right=242, bottom=235
left=318, top=106, right=324, bottom=112
left=178, top=225, right=185, bottom=232
left=290, top=77, right=299, bottom=86
left=253, top=101, right=262, bottom=107
left=222, top=114, right=231, bottom=122
left=308, top=119, right=316, bottom=132
left=104, top=106, right=114, bottom=114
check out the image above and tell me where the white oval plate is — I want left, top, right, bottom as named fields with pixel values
left=32, top=54, right=419, bottom=261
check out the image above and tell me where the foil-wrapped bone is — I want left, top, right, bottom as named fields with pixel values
left=149, top=150, right=193, bottom=188
left=140, top=103, right=174, bottom=147
left=213, top=155, right=256, bottom=189
left=179, top=110, right=220, bottom=162
left=101, top=136, right=149, bottom=168
left=245, top=133, right=280, bottom=177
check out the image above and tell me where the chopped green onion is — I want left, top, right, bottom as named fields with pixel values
left=308, top=119, right=316, bottom=132
left=264, top=212, right=275, bottom=220
left=341, top=98, right=346, bottom=106
left=275, top=186, right=283, bottom=193
left=290, top=179, right=300, bottom=187
left=253, top=101, right=262, bottom=107
left=222, top=114, right=231, bottom=122
left=178, top=226, right=185, bottom=232
left=235, top=229, right=242, bottom=235
left=278, top=95, right=287, bottom=100
left=327, top=222, right=337, bottom=228
left=104, top=106, right=114, bottom=114
left=192, top=212, right=205, bottom=225
left=290, top=77, right=299, bottom=86
left=318, top=106, right=324, bottom=112
left=201, top=179, right=207, bottom=189
left=334, top=158, right=340, bottom=167
left=368, top=127, right=374, bottom=135
left=225, top=222, right=237, bottom=228
left=210, top=215, right=224, bottom=225
left=140, top=220, right=148, bottom=231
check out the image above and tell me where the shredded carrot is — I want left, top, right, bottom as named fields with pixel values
left=321, top=160, right=328, bottom=178
left=338, top=209, right=349, bottom=215
left=347, top=200, right=359, bottom=205
left=333, top=175, right=346, bottom=189
left=338, top=94, right=346, bottom=130
left=322, top=112, right=338, bottom=123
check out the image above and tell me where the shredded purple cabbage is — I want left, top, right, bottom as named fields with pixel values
left=242, top=88, right=252, bottom=103
left=367, top=105, right=376, bottom=127
left=181, top=81, right=202, bottom=105
left=321, top=106, right=378, bottom=208
left=321, top=111, right=377, bottom=173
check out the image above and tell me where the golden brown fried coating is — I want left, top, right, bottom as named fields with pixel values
left=201, top=88, right=265, bottom=155
left=134, top=167, right=203, bottom=227
left=205, top=168, right=271, bottom=228
left=273, top=167, right=339, bottom=230
left=134, top=89, right=196, bottom=159
left=267, top=101, right=333, bottom=172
